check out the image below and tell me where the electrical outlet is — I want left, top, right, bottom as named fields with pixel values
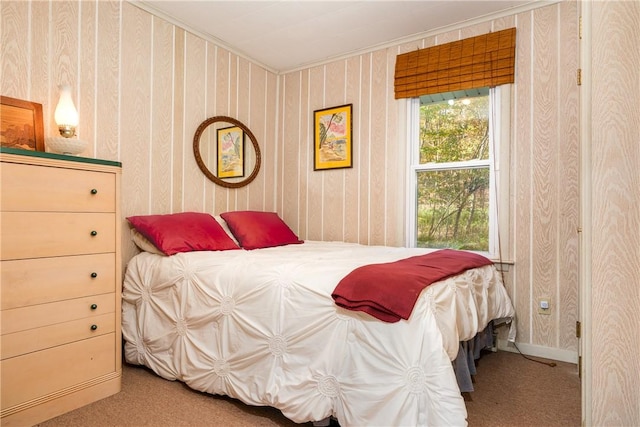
left=537, top=297, right=551, bottom=315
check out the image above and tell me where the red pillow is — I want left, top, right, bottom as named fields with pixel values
left=127, top=212, right=240, bottom=255
left=220, top=211, right=303, bottom=250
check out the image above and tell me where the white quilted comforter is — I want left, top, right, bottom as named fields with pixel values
left=122, top=241, right=515, bottom=426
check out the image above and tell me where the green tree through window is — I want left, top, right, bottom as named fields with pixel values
left=416, top=93, right=491, bottom=251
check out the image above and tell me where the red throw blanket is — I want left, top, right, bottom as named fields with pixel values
left=331, top=249, right=493, bottom=323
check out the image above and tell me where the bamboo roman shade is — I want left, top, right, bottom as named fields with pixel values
left=394, top=27, right=516, bottom=99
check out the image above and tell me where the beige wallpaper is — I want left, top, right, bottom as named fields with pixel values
left=278, top=2, right=580, bottom=359
left=0, top=0, right=578, bottom=357
left=588, top=1, right=640, bottom=425
left=1, top=0, right=577, bottom=357
left=0, top=0, right=279, bottom=264
left=3, top=0, right=639, bottom=423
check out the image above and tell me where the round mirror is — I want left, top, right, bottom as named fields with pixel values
left=193, top=116, right=261, bottom=188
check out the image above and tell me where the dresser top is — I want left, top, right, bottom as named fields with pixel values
left=0, top=147, right=121, bottom=168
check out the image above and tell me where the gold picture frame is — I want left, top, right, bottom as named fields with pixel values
left=0, top=95, right=45, bottom=151
left=217, top=125, right=245, bottom=178
left=314, top=103, right=352, bottom=170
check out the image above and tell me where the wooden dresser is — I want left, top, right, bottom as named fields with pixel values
left=0, top=148, right=122, bottom=426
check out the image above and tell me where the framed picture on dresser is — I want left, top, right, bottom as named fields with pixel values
left=0, top=96, right=45, bottom=151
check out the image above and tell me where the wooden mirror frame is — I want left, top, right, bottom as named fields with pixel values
left=193, top=116, right=261, bottom=189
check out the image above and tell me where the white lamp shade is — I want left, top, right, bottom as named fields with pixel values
left=54, top=85, right=79, bottom=126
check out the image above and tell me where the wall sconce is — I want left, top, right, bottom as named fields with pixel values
left=46, top=84, right=88, bottom=155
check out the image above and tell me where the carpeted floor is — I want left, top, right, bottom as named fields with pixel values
left=37, top=350, right=580, bottom=427
left=464, top=350, right=580, bottom=426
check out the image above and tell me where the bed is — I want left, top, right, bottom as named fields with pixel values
left=121, top=211, right=516, bottom=426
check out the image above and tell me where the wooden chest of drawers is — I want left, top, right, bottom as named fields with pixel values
left=0, top=149, right=122, bottom=426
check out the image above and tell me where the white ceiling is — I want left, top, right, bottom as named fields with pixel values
left=134, top=0, right=539, bottom=73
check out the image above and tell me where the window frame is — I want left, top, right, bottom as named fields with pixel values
left=405, top=85, right=512, bottom=260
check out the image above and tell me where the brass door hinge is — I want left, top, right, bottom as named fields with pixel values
left=576, top=320, right=581, bottom=338
left=577, top=69, right=582, bottom=86
left=579, top=16, right=582, bottom=39
left=578, top=355, right=582, bottom=379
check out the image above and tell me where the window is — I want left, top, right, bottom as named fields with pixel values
left=406, top=86, right=511, bottom=258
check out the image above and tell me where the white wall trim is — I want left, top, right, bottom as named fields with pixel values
left=497, top=339, right=578, bottom=364
left=579, top=0, right=592, bottom=424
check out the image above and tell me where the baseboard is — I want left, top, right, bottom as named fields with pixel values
left=497, top=339, right=578, bottom=364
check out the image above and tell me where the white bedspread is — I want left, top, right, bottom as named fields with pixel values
left=122, top=241, right=515, bottom=426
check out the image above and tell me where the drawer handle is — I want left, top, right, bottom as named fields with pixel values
left=90, top=324, right=98, bottom=331
left=90, top=230, right=98, bottom=236
left=91, top=272, right=98, bottom=278
left=90, top=188, right=98, bottom=195
left=91, top=304, right=98, bottom=310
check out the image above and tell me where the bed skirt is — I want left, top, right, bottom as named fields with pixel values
left=454, top=322, right=496, bottom=394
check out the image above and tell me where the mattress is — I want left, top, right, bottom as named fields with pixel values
left=122, top=241, right=515, bottom=426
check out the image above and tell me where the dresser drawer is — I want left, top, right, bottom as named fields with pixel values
left=0, top=333, right=115, bottom=410
left=0, top=212, right=115, bottom=260
left=1, top=313, right=115, bottom=360
left=1, top=293, right=115, bottom=335
left=0, top=152, right=121, bottom=424
left=0, top=162, right=115, bottom=213
left=1, top=253, right=115, bottom=310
